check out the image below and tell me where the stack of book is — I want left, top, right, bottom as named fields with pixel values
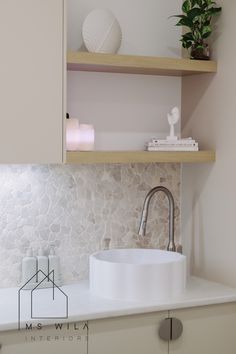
left=146, top=138, right=199, bottom=152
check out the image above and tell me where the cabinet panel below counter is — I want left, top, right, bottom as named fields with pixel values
left=88, top=312, right=167, bottom=354
left=0, top=322, right=88, bottom=354
left=169, top=303, right=236, bottom=354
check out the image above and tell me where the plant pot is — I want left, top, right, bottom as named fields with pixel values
left=190, top=43, right=210, bottom=60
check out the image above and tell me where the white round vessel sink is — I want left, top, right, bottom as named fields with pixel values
left=90, top=248, right=186, bottom=301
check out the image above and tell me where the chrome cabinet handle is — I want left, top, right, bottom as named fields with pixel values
left=159, top=318, right=183, bottom=341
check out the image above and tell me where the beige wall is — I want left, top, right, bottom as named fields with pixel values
left=181, top=0, right=236, bottom=286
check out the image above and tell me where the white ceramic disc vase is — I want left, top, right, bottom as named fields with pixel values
left=82, top=9, right=122, bottom=54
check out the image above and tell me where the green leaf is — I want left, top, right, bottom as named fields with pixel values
left=182, top=0, right=191, bottom=14
left=202, top=25, right=212, bottom=38
left=202, top=29, right=212, bottom=38
left=182, top=32, right=194, bottom=41
left=188, top=7, right=203, bottom=20
left=176, top=16, right=193, bottom=28
left=181, top=40, right=192, bottom=49
left=171, top=15, right=185, bottom=19
left=192, top=0, right=202, bottom=6
left=202, top=1, right=216, bottom=10
left=195, top=44, right=204, bottom=49
left=192, top=0, right=200, bottom=6
left=193, top=28, right=202, bottom=41
left=202, top=32, right=211, bottom=39
left=206, top=0, right=216, bottom=5
left=185, top=41, right=192, bottom=49
left=202, top=19, right=211, bottom=26
left=206, top=7, right=222, bottom=16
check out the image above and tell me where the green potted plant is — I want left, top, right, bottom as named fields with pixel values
left=172, top=0, right=222, bottom=60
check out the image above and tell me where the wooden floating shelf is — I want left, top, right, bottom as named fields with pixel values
left=67, top=52, right=217, bottom=76
left=66, top=151, right=216, bottom=164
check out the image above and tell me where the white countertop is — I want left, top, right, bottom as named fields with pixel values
left=0, top=277, right=236, bottom=332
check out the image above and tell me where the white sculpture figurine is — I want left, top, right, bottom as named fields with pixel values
left=167, top=107, right=180, bottom=141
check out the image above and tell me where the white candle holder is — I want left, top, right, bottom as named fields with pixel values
left=78, top=124, right=95, bottom=151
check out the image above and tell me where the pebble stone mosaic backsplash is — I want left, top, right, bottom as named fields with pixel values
left=0, top=164, right=181, bottom=288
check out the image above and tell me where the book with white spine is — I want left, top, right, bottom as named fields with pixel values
left=147, top=142, right=198, bottom=148
left=149, top=138, right=197, bottom=146
left=147, top=146, right=199, bottom=152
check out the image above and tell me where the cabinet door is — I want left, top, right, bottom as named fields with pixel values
left=0, top=322, right=88, bottom=354
left=88, top=312, right=167, bottom=354
left=169, top=303, right=236, bottom=354
left=0, top=0, right=64, bottom=163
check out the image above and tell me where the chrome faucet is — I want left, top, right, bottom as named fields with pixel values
left=138, top=186, right=176, bottom=252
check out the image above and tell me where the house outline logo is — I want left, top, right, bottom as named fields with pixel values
left=18, top=269, right=69, bottom=330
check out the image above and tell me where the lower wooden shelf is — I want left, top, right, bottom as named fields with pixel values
left=66, top=151, right=215, bottom=164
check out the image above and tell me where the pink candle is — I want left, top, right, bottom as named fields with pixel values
left=78, top=124, right=95, bottom=151
left=66, top=118, right=80, bottom=151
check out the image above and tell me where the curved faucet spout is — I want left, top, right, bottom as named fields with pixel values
left=138, top=186, right=176, bottom=252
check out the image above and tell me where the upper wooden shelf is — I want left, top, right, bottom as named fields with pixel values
left=66, top=151, right=215, bottom=164
left=67, top=52, right=217, bottom=76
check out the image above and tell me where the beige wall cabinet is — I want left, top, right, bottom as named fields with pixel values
left=169, top=303, right=236, bottom=354
left=88, top=312, right=168, bottom=354
left=0, top=0, right=65, bottom=163
left=0, top=322, right=88, bottom=353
